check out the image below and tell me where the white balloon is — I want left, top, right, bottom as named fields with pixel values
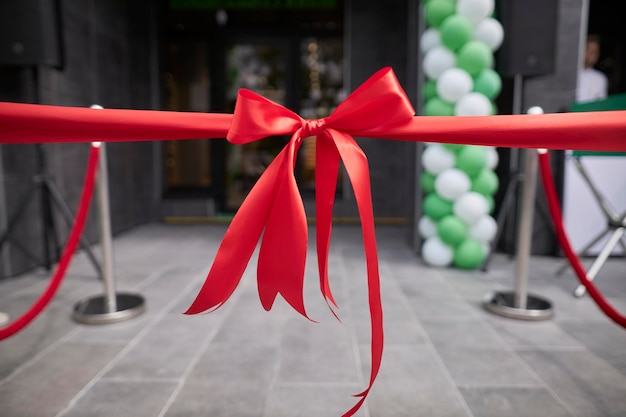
left=418, top=216, right=438, bottom=239
left=434, top=168, right=471, bottom=201
left=482, top=242, right=491, bottom=257
left=457, top=0, right=495, bottom=24
left=420, top=28, right=441, bottom=53
left=485, top=146, right=499, bottom=169
left=453, top=192, right=489, bottom=224
left=423, top=46, right=456, bottom=80
left=422, top=236, right=454, bottom=267
left=454, top=92, right=492, bottom=116
left=473, top=18, right=504, bottom=51
left=436, top=68, right=474, bottom=103
left=468, top=214, right=498, bottom=242
left=422, top=144, right=456, bottom=175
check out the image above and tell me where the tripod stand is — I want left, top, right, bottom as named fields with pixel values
left=0, top=144, right=101, bottom=277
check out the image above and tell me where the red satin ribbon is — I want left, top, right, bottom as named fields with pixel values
left=2, top=67, right=626, bottom=416
left=186, top=68, right=416, bottom=415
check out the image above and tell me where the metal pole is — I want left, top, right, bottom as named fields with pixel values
left=513, top=148, right=537, bottom=309
left=95, top=141, right=117, bottom=314
left=72, top=105, right=144, bottom=325
left=483, top=107, right=553, bottom=320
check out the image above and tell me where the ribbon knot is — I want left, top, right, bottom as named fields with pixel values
left=301, top=118, right=327, bottom=138
left=188, top=67, right=415, bottom=417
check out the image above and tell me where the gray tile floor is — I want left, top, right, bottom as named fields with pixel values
left=1, top=224, right=625, bottom=417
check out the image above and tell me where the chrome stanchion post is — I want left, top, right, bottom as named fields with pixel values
left=96, top=141, right=117, bottom=314
left=72, top=105, right=145, bottom=325
left=483, top=106, right=554, bottom=320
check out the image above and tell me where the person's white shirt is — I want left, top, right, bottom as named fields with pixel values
left=576, top=67, right=608, bottom=103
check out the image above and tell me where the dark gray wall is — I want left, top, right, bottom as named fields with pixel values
left=337, top=0, right=417, bottom=221
left=507, top=0, right=585, bottom=255
left=0, top=0, right=160, bottom=278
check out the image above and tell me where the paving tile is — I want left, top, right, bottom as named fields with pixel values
left=164, top=380, right=270, bottom=417
left=277, top=316, right=359, bottom=384
left=436, top=347, right=541, bottom=387
left=211, top=289, right=286, bottom=346
left=351, top=264, right=427, bottom=346
left=360, top=345, right=470, bottom=417
left=0, top=342, right=122, bottom=417
left=360, top=345, right=453, bottom=386
left=103, top=312, right=221, bottom=380
left=459, top=386, right=571, bottom=417
left=485, top=316, right=584, bottom=348
left=0, top=303, right=79, bottom=379
left=559, top=319, right=626, bottom=377
left=401, top=288, right=483, bottom=320
left=421, top=319, right=508, bottom=349
left=264, top=383, right=368, bottom=417
left=187, top=342, right=278, bottom=387
left=368, top=381, right=470, bottom=417
left=518, top=349, right=626, bottom=417
left=62, top=379, right=176, bottom=417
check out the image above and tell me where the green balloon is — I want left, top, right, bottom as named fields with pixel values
left=423, top=193, right=453, bottom=221
left=453, top=239, right=485, bottom=269
left=437, top=215, right=468, bottom=247
left=471, top=168, right=499, bottom=196
left=442, top=143, right=464, bottom=153
left=421, top=172, right=436, bottom=194
left=473, top=68, right=502, bottom=100
left=456, top=146, right=487, bottom=177
left=424, top=97, right=455, bottom=116
left=423, top=79, right=438, bottom=101
left=456, top=41, right=493, bottom=76
left=425, top=0, right=455, bottom=28
left=440, top=15, right=473, bottom=51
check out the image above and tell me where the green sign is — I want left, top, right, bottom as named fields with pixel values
left=170, top=0, right=337, bottom=9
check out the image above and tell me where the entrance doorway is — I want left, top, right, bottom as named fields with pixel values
left=159, top=3, right=344, bottom=213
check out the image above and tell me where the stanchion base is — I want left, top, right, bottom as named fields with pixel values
left=73, top=293, right=145, bottom=325
left=483, top=291, right=554, bottom=321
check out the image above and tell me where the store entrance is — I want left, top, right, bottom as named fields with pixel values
left=160, top=4, right=344, bottom=214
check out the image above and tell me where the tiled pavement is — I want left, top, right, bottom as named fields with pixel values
left=1, top=224, right=625, bottom=417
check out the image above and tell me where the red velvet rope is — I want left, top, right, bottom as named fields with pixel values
left=0, top=144, right=100, bottom=340
left=537, top=150, right=626, bottom=328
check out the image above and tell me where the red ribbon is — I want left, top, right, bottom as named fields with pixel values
left=2, top=67, right=626, bottom=416
left=185, top=68, right=415, bottom=415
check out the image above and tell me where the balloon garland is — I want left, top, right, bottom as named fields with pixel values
left=419, top=0, right=503, bottom=269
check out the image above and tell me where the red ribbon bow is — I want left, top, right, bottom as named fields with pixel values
left=185, top=67, right=415, bottom=416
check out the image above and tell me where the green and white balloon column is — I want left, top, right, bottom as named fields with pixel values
left=418, top=0, right=503, bottom=269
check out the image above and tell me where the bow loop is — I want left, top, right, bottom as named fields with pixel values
left=227, top=89, right=302, bottom=144
left=325, top=67, right=415, bottom=134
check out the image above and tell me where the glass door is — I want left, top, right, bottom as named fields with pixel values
left=222, top=39, right=291, bottom=210
left=221, top=36, right=345, bottom=211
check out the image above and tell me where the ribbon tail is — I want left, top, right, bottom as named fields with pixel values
left=330, top=130, right=383, bottom=414
left=185, top=147, right=286, bottom=315
left=257, top=137, right=311, bottom=320
left=315, top=133, right=341, bottom=318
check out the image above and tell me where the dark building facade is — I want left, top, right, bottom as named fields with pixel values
left=0, top=0, right=613, bottom=277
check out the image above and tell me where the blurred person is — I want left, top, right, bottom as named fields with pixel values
left=576, top=34, right=608, bottom=103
